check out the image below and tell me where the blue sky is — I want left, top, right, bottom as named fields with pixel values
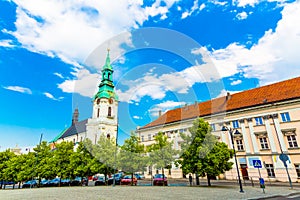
left=1, top=0, right=300, bottom=150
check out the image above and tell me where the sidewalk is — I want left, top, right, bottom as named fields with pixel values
left=1, top=185, right=300, bottom=200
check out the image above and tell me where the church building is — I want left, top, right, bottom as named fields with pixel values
left=50, top=50, right=118, bottom=148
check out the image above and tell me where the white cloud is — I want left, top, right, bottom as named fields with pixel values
left=149, top=100, right=185, bottom=117
left=43, top=92, right=64, bottom=101
left=206, top=1, right=300, bottom=85
left=133, top=115, right=141, bottom=119
left=230, top=79, right=242, bottom=85
left=181, top=0, right=200, bottom=19
left=0, top=39, right=15, bottom=48
left=236, top=11, right=248, bottom=20
left=58, top=69, right=99, bottom=97
left=3, top=86, right=32, bottom=94
left=53, top=72, right=64, bottom=79
left=9, top=0, right=179, bottom=68
left=233, top=0, right=259, bottom=7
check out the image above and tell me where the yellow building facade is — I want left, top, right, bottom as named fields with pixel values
left=137, top=77, right=300, bottom=182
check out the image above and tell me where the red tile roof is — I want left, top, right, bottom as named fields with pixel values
left=140, top=77, right=300, bottom=129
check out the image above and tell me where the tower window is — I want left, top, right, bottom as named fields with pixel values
left=108, top=73, right=111, bottom=80
left=108, top=107, right=112, bottom=117
left=97, top=108, right=100, bottom=118
left=107, top=134, right=110, bottom=139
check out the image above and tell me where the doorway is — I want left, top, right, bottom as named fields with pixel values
left=240, top=164, right=249, bottom=180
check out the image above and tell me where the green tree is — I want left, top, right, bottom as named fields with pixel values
left=118, top=132, right=147, bottom=185
left=0, top=150, right=15, bottom=189
left=70, top=141, right=96, bottom=185
left=148, top=132, right=178, bottom=185
left=90, top=135, right=118, bottom=184
left=52, top=141, right=74, bottom=185
left=179, top=118, right=234, bottom=186
left=33, top=141, right=55, bottom=183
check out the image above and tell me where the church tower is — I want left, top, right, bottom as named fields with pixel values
left=86, top=49, right=118, bottom=144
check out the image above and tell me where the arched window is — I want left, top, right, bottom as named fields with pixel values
left=107, top=134, right=110, bottom=139
left=108, top=107, right=112, bottom=117
left=97, top=108, right=100, bottom=118
left=108, top=73, right=111, bottom=80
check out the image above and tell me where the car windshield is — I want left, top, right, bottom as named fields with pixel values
left=123, top=175, right=132, bottom=179
left=154, top=174, right=166, bottom=179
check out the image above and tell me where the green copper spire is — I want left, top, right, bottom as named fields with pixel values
left=103, top=48, right=113, bottom=70
left=93, top=49, right=118, bottom=101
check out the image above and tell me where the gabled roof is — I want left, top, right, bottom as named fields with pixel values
left=49, top=128, right=68, bottom=143
left=59, top=119, right=88, bottom=139
left=140, top=76, right=300, bottom=130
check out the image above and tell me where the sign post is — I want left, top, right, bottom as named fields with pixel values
left=252, top=160, right=265, bottom=193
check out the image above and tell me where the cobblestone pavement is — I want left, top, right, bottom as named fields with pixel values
left=1, top=185, right=300, bottom=200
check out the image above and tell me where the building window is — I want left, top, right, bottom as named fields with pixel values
left=141, top=135, right=144, bottom=142
left=255, top=117, right=263, bottom=125
left=108, top=107, right=112, bottom=117
left=148, top=134, right=151, bottom=141
left=232, top=120, right=239, bottom=128
left=265, top=164, right=275, bottom=178
left=236, top=139, right=244, bottom=151
left=287, top=135, right=298, bottom=148
left=210, top=124, right=216, bottom=131
left=259, top=137, right=269, bottom=150
left=295, top=164, right=300, bottom=178
left=280, top=112, right=291, bottom=122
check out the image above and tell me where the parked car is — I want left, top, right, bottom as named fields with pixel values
left=153, top=174, right=168, bottom=186
left=61, top=179, right=70, bottom=186
left=40, top=179, right=50, bottom=187
left=70, top=177, right=87, bottom=186
left=94, top=177, right=106, bottom=186
left=134, top=174, right=145, bottom=180
left=121, top=175, right=137, bottom=186
left=22, top=180, right=38, bottom=188
left=48, top=178, right=60, bottom=187
left=107, top=173, right=122, bottom=185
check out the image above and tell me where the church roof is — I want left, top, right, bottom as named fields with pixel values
left=140, top=76, right=300, bottom=130
left=59, top=119, right=88, bottom=139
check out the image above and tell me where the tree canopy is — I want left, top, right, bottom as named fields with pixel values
left=179, top=118, right=234, bottom=186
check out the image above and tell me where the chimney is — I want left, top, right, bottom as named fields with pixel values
left=158, top=110, right=162, bottom=117
left=226, top=92, right=231, bottom=101
left=72, top=108, right=79, bottom=125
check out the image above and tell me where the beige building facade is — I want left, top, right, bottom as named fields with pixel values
left=137, top=77, right=300, bottom=182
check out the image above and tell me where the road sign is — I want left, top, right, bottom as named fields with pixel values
left=252, top=160, right=262, bottom=168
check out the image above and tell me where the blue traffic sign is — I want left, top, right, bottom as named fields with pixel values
left=252, top=160, right=262, bottom=168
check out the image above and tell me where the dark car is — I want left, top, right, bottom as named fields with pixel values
left=40, top=179, right=50, bottom=187
left=107, top=173, right=122, bottom=185
left=48, top=178, right=60, bottom=187
left=61, top=179, right=70, bottom=186
left=22, top=180, right=38, bottom=188
left=121, top=175, right=137, bottom=186
left=70, top=177, right=87, bottom=186
left=153, top=174, right=168, bottom=186
left=95, top=177, right=106, bottom=186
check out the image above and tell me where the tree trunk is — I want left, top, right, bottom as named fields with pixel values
left=18, top=182, right=21, bottom=189
left=131, top=172, right=134, bottom=186
left=207, top=176, right=211, bottom=186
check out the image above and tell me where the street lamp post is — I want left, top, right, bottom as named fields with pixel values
left=222, top=126, right=244, bottom=193
left=269, top=114, right=293, bottom=189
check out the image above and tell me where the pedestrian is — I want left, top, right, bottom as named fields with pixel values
left=189, top=174, right=193, bottom=186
